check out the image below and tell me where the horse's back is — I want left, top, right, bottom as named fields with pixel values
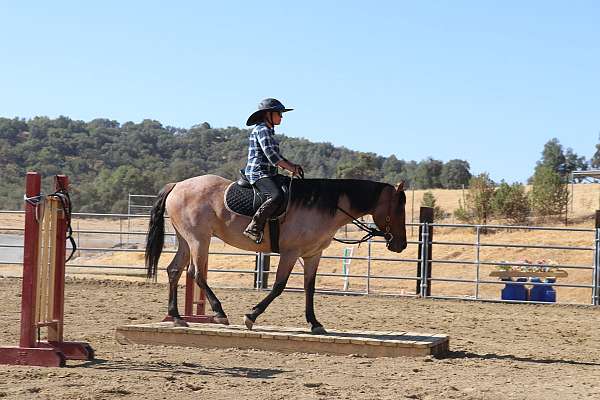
left=178, top=174, right=230, bottom=187
left=166, top=175, right=231, bottom=213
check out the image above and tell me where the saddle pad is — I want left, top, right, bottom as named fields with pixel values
left=224, top=182, right=255, bottom=217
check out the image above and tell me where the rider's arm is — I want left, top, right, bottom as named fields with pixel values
left=276, top=159, right=300, bottom=175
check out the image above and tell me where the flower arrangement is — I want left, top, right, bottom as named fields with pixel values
left=496, top=259, right=559, bottom=273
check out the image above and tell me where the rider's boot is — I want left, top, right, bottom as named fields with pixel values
left=243, top=197, right=279, bottom=244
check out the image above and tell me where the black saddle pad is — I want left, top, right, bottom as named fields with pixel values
left=224, top=175, right=290, bottom=218
left=225, top=183, right=256, bottom=217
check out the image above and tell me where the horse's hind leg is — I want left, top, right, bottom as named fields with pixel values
left=189, top=237, right=229, bottom=325
left=244, top=252, right=298, bottom=329
left=167, top=233, right=190, bottom=327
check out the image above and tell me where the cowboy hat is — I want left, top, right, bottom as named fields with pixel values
left=246, top=98, right=293, bottom=126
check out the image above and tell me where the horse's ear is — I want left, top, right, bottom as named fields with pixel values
left=396, top=181, right=405, bottom=192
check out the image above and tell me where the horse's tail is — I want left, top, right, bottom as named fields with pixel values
left=145, top=183, right=177, bottom=280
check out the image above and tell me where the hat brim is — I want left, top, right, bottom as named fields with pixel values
left=246, top=108, right=293, bottom=126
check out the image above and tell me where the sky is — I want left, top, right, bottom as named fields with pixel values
left=1, top=1, right=598, bottom=183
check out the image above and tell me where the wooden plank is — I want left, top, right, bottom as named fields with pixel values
left=115, top=323, right=449, bottom=358
left=490, top=269, right=568, bottom=278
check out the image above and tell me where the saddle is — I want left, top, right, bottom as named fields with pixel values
left=224, top=170, right=291, bottom=253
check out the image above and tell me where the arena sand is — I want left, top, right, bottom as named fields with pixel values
left=1, top=277, right=600, bottom=400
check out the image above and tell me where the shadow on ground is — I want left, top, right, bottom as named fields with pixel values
left=441, top=350, right=600, bottom=367
left=75, top=358, right=289, bottom=379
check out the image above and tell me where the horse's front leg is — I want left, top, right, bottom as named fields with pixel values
left=302, top=252, right=326, bottom=334
left=244, top=252, right=298, bottom=329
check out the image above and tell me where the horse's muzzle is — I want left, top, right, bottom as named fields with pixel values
left=387, top=240, right=407, bottom=253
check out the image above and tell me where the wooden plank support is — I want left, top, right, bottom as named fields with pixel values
left=116, top=323, right=450, bottom=358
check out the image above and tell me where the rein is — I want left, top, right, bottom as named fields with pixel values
left=334, top=186, right=397, bottom=247
left=332, top=206, right=391, bottom=246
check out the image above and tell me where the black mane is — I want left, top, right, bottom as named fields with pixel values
left=290, top=179, right=392, bottom=216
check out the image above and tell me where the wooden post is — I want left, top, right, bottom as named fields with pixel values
left=19, top=172, right=42, bottom=348
left=416, top=207, right=434, bottom=296
left=49, top=175, right=68, bottom=342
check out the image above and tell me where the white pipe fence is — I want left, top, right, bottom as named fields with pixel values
left=1, top=210, right=598, bottom=306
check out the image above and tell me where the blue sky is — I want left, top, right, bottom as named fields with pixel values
left=1, top=1, right=598, bottom=183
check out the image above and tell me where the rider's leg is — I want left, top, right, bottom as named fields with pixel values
left=243, top=176, right=283, bottom=243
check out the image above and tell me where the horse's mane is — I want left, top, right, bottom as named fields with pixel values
left=289, top=179, right=393, bottom=216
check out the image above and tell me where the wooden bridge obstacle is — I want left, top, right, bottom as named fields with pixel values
left=116, top=322, right=449, bottom=357
left=0, top=172, right=94, bottom=367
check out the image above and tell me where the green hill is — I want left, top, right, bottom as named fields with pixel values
left=0, top=116, right=471, bottom=212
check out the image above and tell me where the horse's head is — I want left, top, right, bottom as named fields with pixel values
left=373, top=181, right=407, bottom=253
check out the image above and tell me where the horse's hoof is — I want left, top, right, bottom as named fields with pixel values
left=244, top=315, right=254, bottom=330
left=213, top=316, right=230, bottom=326
left=173, top=318, right=189, bottom=327
left=311, top=326, right=327, bottom=335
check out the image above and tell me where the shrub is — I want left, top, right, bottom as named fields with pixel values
left=492, top=181, right=530, bottom=224
left=453, top=173, right=495, bottom=225
left=530, top=166, right=569, bottom=218
left=421, top=191, right=447, bottom=220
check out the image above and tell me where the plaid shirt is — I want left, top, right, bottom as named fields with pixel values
left=244, top=123, right=285, bottom=184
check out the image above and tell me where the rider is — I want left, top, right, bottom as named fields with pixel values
left=243, top=98, right=303, bottom=243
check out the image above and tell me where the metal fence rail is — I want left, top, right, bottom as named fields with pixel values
left=1, top=209, right=599, bottom=306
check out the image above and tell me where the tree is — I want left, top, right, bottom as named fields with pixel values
left=412, top=158, right=443, bottom=189
left=592, top=134, right=600, bottom=168
left=382, top=155, right=405, bottom=185
left=336, top=154, right=381, bottom=180
left=564, top=147, right=588, bottom=182
left=537, top=138, right=566, bottom=173
left=440, top=159, right=471, bottom=189
left=421, top=191, right=447, bottom=220
left=492, top=181, right=530, bottom=224
left=453, top=173, right=495, bottom=225
left=530, top=166, right=569, bottom=218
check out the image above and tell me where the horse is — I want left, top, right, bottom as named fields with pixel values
left=145, top=174, right=407, bottom=334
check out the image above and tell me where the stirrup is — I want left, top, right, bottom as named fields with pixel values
left=243, top=229, right=264, bottom=244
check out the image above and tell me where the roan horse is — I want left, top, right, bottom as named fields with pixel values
left=145, top=175, right=407, bottom=334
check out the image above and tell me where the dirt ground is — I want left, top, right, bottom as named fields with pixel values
left=1, top=277, right=600, bottom=400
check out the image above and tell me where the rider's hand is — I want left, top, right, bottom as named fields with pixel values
left=293, top=164, right=304, bottom=178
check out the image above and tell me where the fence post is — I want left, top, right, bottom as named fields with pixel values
left=254, top=253, right=261, bottom=289
left=416, top=207, right=434, bottom=297
left=254, top=253, right=270, bottom=289
left=261, top=253, right=270, bottom=289
left=475, top=225, right=481, bottom=299
left=127, top=193, right=131, bottom=244
left=366, top=239, right=372, bottom=294
left=594, top=211, right=600, bottom=305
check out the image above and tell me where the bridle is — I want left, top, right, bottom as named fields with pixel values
left=286, top=174, right=400, bottom=247
left=333, top=187, right=399, bottom=248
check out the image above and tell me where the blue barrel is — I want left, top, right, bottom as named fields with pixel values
left=501, top=277, right=528, bottom=301
left=529, top=277, right=546, bottom=302
left=544, top=278, right=557, bottom=303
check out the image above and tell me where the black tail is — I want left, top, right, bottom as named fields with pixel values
left=145, top=183, right=176, bottom=279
